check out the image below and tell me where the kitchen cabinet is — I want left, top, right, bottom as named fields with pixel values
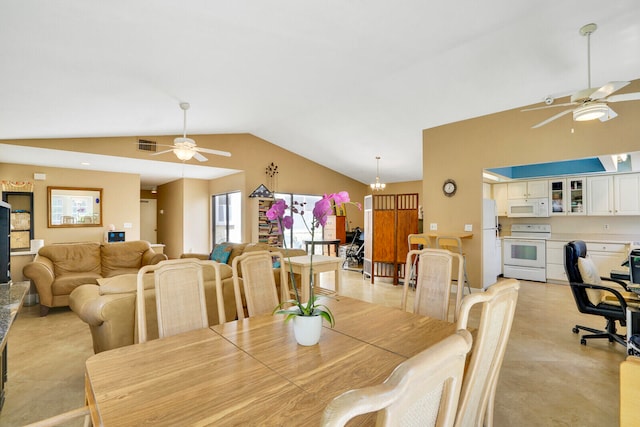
left=585, top=241, right=628, bottom=278
left=587, top=175, right=614, bottom=216
left=546, top=240, right=568, bottom=282
left=507, top=180, right=548, bottom=199
left=587, top=173, right=640, bottom=216
left=614, top=173, right=640, bottom=215
left=493, top=183, right=508, bottom=216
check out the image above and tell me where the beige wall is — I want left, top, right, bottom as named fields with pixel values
left=423, top=78, right=640, bottom=288
left=2, top=133, right=369, bottom=257
left=0, top=163, right=140, bottom=245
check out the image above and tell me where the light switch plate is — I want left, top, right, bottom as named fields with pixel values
left=430, top=223, right=438, bottom=231
left=464, top=224, right=473, bottom=232
left=123, top=222, right=133, bottom=229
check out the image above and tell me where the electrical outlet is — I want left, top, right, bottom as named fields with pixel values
left=604, top=224, right=609, bottom=230
left=430, top=223, right=438, bottom=231
left=464, top=224, right=473, bottom=232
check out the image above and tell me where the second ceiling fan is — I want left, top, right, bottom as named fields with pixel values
left=154, top=102, right=231, bottom=161
left=524, top=23, right=640, bottom=129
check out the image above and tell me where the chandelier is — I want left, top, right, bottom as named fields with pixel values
left=370, top=156, right=386, bottom=192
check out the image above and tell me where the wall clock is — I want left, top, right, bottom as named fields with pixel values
left=443, top=179, right=457, bottom=197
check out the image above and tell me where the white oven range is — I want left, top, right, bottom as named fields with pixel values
left=503, top=224, right=551, bottom=282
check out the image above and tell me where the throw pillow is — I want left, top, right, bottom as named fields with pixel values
left=577, top=256, right=603, bottom=305
left=210, top=243, right=232, bottom=264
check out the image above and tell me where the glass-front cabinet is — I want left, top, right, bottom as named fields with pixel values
left=568, top=177, right=586, bottom=215
left=549, top=177, right=586, bottom=216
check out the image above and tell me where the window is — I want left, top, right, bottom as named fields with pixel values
left=275, top=193, right=322, bottom=249
left=212, top=192, right=242, bottom=244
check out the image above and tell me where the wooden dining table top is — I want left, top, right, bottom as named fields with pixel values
left=85, top=296, right=457, bottom=426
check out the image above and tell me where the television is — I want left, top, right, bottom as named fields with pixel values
left=0, top=201, right=11, bottom=284
left=107, top=231, right=125, bottom=242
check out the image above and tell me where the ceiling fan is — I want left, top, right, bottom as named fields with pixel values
left=524, top=23, right=640, bottom=129
left=154, top=102, right=231, bottom=161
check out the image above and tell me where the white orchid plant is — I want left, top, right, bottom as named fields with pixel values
left=268, top=191, right=360, bottom=327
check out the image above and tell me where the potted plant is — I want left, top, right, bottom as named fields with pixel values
left=268, top=191, right=360, bottom=345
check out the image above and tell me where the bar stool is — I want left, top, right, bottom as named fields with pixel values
left=436, top=236, right=471, bottom=295
left=406, top=234, right=430, bottom=288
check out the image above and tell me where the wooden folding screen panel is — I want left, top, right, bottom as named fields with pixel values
left=363, top=193, right=418, bottom=284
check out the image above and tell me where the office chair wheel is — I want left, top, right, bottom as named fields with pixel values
left=580, top=338, right=587, bottom=345
left=572, top=327, right=579, bottom=334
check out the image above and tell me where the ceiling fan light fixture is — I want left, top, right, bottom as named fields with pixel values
left=174, top=147, right=195, bottom=161
left=573, top=103, right=608, bottom=121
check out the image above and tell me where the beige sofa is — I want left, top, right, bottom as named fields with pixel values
left=70, top=242, right=306, bottom=353
left=23, top=240, right=167, bottom=316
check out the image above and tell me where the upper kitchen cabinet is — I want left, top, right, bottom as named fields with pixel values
left=614, top=174, right=640, bottom=215
left=587, top=173, right=640, bottom=216
left=587, top=175, right=614, bottom=215
left=507, top=180, right=548, bottom=199
left=550, top=177, right=586, bottom=216
left=493, top=183, right=508, bottom=216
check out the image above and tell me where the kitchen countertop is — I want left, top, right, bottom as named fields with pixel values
left=546, top=233, right=640, bottom=244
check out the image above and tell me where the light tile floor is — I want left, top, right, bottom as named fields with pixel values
left=1, top=270, right=627, bottom=426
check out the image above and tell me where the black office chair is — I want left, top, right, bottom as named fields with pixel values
left=564, top=240, right=628, bottom=347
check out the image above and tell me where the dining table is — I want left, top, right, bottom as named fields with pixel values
left=85, top=296, right=458, bottom=426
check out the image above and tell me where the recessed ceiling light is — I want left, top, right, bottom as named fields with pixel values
left=81, top=162, right=91, bottom=166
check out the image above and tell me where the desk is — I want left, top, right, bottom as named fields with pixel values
left=303, top=239, right=340, bottom=256
left=85, top=297, right=456, bottom=426
left=283, top=255, right=342, bottom=300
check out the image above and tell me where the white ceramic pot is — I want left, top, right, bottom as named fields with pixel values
left=292, top=314, right=323, bottom=346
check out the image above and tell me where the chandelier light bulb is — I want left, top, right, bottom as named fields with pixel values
left=370, top=156, right=386, bottom=192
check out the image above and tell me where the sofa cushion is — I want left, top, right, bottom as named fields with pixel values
left=98, top=273, right=155, bottom=294
left=210, top=243, right=233, bottom=264
left=39, top=242, right=102, bottom=277
left=53, top=272, right=102, bottom=295
left=101, top=241, right=152, bottom=277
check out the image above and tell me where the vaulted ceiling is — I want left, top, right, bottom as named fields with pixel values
left=1, top=1, right=639, bottom=186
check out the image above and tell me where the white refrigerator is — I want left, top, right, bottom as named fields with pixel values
left=482, top=198, right=502, bottom=289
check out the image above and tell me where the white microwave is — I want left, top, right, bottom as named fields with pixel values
left=507, top=198, right=549, bottom=218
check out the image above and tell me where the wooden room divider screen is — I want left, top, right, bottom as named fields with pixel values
left=363, top=193, right=419, bottom=285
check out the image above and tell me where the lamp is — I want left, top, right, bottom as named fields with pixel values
left=573, top=103, right=608, bottom=122
left=173, top=147, right=195, bottom=161
left=370, top=156, right=386, bottom=192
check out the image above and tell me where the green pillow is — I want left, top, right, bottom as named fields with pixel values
left=210, top=244, right=232, bottom=264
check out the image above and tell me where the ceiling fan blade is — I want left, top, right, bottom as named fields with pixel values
left=531, top=109, right=574, bottom=129
left=606, top=92, right=640, bottom=103
left=521, top=102, right=577, bottom=112
left=196, top=147, right=232, bottom=157
left=151, top=148, right=176, bottom=156
left=193, top=151, right=208, bottom=162
left=589, top=81, right=630, bottom=100
left=599, top=106, right=618, bottom=122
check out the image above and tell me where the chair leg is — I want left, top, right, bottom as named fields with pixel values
left=572, top=321, right=626, bottom=347
left=462, top=256, right=471, bottom=294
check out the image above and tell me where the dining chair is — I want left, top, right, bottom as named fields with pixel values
left=402, top=248, right=465, bottom=322
left=454, top=279, right=520, bottom=427
left=320, top=329, right=473, bottom=427
left=232, top=250, right=286, bottom=319
left=23, top=406, right=91, bottom=427
left=136, top=258, right=211, bottom=343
